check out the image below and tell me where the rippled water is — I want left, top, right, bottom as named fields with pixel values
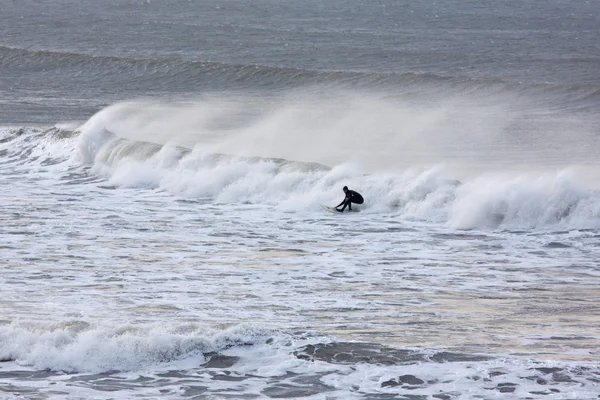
left=2, top=0, right=600, bottom=398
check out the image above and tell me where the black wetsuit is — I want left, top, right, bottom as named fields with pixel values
left=336, top=190, right=364, bottom=212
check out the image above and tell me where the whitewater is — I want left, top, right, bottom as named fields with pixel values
left=2, top=97, right=600, bottom=399
left=2, top=0, right=600, bottom=399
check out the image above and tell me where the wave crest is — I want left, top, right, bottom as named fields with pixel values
left=0, top=320, right=274, bottom=373
left=75, top=117, right=600, bottom=230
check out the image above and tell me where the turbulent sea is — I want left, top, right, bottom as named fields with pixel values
left=1, top=1, right=600, bottom=399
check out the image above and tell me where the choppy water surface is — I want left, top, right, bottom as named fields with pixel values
left=1, top=127, right=599, bottom=399
left=2, top=0, right=600, bottom=398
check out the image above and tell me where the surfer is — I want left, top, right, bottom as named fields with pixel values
left=336, top=186, right=364, bottom=212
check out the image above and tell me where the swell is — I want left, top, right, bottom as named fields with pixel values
left=2, top=45, right=599, bottom=111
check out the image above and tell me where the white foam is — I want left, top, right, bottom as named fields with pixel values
left=0, top=321, right=273, bottom=373
left=68, top=98, right=600, bottom=230
left=5, top=319, right=596, bottom=399
left=449, top=170, right=600, bottom=229
left=80, top=135, right=600, bottom=229
left=1, top=122, right=597, bottom=231
left=3, top=121, right=600, bottom=399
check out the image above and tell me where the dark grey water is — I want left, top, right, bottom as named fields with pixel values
left=2, top=0, right=599, bottom=124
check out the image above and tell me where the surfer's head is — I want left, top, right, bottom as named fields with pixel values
left=343, top=186, right=348, bottom=193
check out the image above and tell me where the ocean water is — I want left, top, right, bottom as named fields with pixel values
left=1, top=1, right=600, bottom=399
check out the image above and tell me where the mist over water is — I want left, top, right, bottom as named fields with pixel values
left=79, top=89, right=599, bottom=174
left=2, top=0, right=600, bottom=399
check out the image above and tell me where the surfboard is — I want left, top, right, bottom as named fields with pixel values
left=321, top=205, right=359, bottom=213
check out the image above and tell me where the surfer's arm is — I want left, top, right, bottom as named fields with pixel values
left=336, top=196, right=350, bottom=208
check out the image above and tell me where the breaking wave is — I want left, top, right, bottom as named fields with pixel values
left=1, top=320, right=598, bottom=399
left=3, top=95, right=600, bottom=231
left=0, top=321, right=272, bottom=373
left=68, top=100, right=600, bottom=230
